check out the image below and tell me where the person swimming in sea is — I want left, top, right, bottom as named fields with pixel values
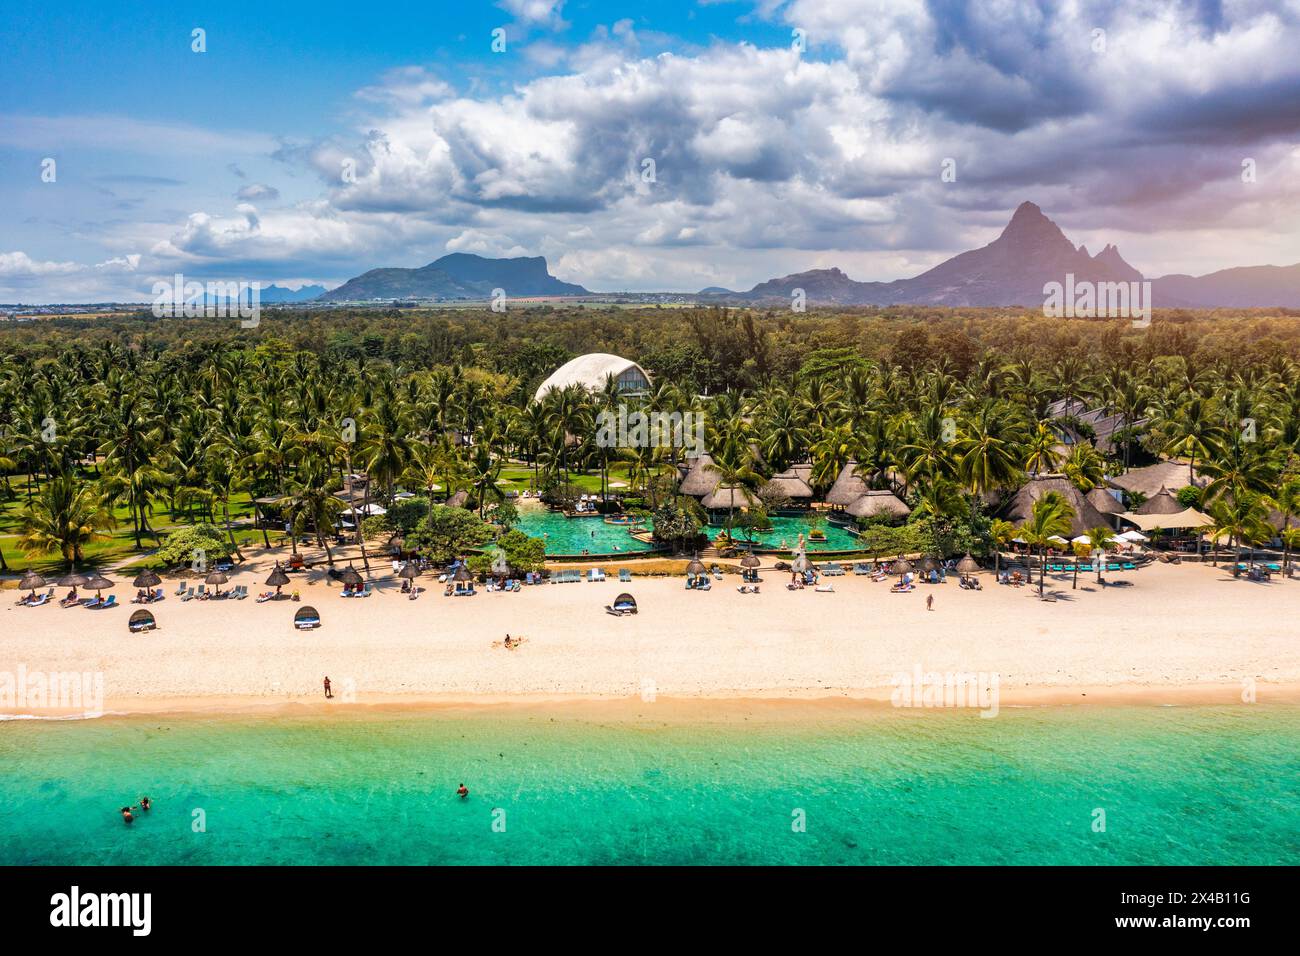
left=457, top=783, right=469, bottom=799
left=139, top=796, right=151, bottom=811
left=120, top=806, right=134, bottom=824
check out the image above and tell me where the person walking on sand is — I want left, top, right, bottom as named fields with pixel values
left=926, top=594, right=934, bottom=611
left=323, top=676, right=333, bottom=699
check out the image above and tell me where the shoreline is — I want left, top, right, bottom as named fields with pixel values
left=7, top=680, right=1299, bottom=720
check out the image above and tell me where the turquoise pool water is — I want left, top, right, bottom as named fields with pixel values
left=1, top=704, right=1296, bottom=865
left=706, top=515, right=861, bottom=552
left=514, top=508, right=657, bottom=555
left=514, top=508, right=860, bottom=555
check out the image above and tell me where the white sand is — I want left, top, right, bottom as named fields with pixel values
left=3, top=549, right=1298, bottom=714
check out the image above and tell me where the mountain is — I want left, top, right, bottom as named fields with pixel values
left=1152, top=264, right=1300, bottom=309
left=317, top=254, right=588, bottom=302
left=259, top=284, right=327, bottom=303
left=739, top=202, right=1144, bottom=307
left=697, top=286, right=736, bottom=295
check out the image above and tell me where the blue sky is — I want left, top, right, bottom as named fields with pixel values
left=4, top=0, right=1300, bottom=302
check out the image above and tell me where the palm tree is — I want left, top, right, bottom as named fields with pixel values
left=1264, top=474, right=1300, bottom=576
left=1159, top=396, right=1226, bottom=486
left=988, top=518, right=1017, bottom=578
left=1021, top=491, right=1075, bottom=599
left=467, top=445, right=504, bottom=518
left=1086, top=525, right=1116, bottom=585
left=17, top=473, right=117, bottom=570
left=1206, top=494, right=1271, bottom=568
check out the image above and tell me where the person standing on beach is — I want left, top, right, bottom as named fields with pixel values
left=926, top=594, right=934, bottom=611
left=323, top=676, right=333, bottom=699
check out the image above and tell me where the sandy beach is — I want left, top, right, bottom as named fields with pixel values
left=3, top=549, right=1298, bottom=716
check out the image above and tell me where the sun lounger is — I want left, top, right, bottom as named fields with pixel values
left=175, top=581, right=187, bottom=596
left=28, top=592, right=51, bottom=607
left=181, top=586, right=195, bottom=601
left=83, top=596, right=104, bottom=609
left=814, top=583, right=835, bottom=592
left=103, top=595, right=117, bottom=609
left=853, top=563, right=870, bottom=575
left=1122, top=562, right=1137, bottom=571
left=822, top=563, right=845, bottom=576
left=619, top=568, right=631, bottom=582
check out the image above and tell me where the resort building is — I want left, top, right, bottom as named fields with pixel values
left=533, top=352, right=652, bottom=402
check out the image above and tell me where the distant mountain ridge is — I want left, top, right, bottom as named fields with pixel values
left=735, top=202, right=1300, bottom=309
left=317, top=253, right=588, bottom=302
left=311, top=208, right=1300, bottom=309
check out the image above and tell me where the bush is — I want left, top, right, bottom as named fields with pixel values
left=407, top=506, right=494, bottom=565
left=157, top=524, right=232, bottom=568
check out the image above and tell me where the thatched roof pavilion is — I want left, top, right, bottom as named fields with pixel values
left=826, top=461, right=871, bottom=506
left=701, top=485, right=757, bottom=510
left=1134, top=486, right=1185, bottom=516
left=1000, top=475, right=1113, bottom=538
left=679, top=453, right=718, bottom=497
left=1086, top=488, right=1124, bottom=515
left=1108, top=459, right=1205, bottom=499
left=844, top=490, right=910, bottom=520
left=760, top=466, right=814, bottom=500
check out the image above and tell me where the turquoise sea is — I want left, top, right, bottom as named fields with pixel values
left=1, top=703, right=1296, bottom=865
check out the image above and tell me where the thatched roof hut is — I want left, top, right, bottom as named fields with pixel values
left=701, top=485, right=757, bottom=510
left=1108, top=459, right=1205, bottom=499
left=1134, top=486, right=1184, bottom=516
left=1000, top=475, right=1113, bottom=538
left=679, top=453, right=718, bottom=497
left=760, top=468, right=814, bottom=499
left=826, top=461, right=871, bottom=506
left=844, top=490, right=910, bottom=520
left=1086, top=488, right=1124, bottom=515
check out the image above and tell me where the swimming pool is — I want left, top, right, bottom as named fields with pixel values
left=514, top=506, right=861, bottom=556
left=513, top=507, right=659, bottom=556
left=706, top=514, right=861, bottom=552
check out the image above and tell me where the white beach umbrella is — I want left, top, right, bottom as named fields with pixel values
left=1047, top=534, right=1069, bottom=544
left=1116, top=530, right=1149, bottom=543
left=1070, top=534, right=1092, bottom=544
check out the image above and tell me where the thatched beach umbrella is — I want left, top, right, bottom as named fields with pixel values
left=740, top=553, right=761, bottom=568
left=205, top=569, right=228, bottom=586
left=265, top=563, right=290, bottom=595
left=956, top=553, right=980, bottom=574
left=452, top=566, right=474, bottom=583
left=920, top=556, right=938, bottom=574
left=339, top=564, right=363, bottom=588
left=19, top=570, right=46, bottom=598
left=132, top=569, right=161, bottom=589
left=56, top=570, right=88, bottom=588
left=892, top=557, right=913, bottom=580
left=83, top=573, right=114, bottom=596
left=398, top=562, right=419, bottom=581
left=686, top=554, right=706, bottom=576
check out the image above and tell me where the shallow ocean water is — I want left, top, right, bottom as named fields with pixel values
left=1, top=703, right=1295, bottom=865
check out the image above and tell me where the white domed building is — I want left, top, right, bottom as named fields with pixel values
left=533, top=352, right=652, bottom=402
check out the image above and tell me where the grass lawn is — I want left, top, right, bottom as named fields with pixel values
left=0, top=474, right=269, bottom=576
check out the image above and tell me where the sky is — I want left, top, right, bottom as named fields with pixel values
left=3, top=0, right=1300, bottom=302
